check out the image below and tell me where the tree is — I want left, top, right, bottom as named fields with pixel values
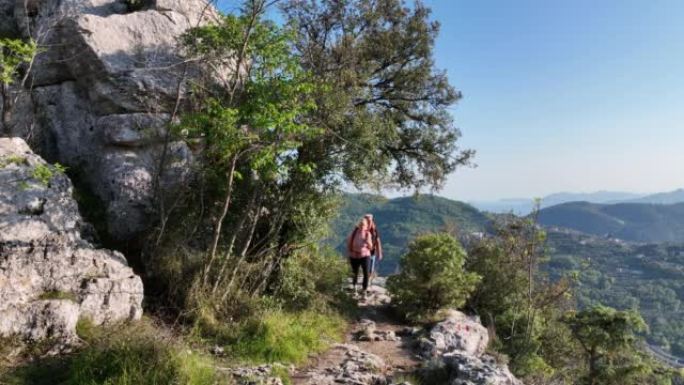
left=153, top=0, right=473, bottom=320
left=387, top=233, right=480, bottom=321
left=465, top=212, right=577, bottom=382
left=562, top=305, right=670, bottom=385
left=175, top=0, right=323, bottom=304
left=280, top=0, right=473, bottom=191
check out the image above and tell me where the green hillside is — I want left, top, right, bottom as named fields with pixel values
left=329, top=194, right=491, bottom=273
left=546, top=230, right=684, bottom=356
left=332, top=194, right=684, bottom=356
left=538, top=201, right=684, bottom=243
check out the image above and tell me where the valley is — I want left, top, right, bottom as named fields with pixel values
left=330, top=193, right=684, bottom=359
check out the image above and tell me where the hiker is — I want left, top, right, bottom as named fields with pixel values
left=364, top=213, right=383, bottom=283
left=347, top=216, right=373, bottom=294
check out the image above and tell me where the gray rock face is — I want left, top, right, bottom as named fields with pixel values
left=421, top=309, right=489, bottom=358
left=420, top=310, right=522, bottom=385
left=2, top=0, right=219, bottom=241
left=443, top=352, right=522, bottom=385
left=0, top=137, right=143, bottom=342
left=0, top=85, right=36, bottom=138
left=0, top=0, right=17, bottom=37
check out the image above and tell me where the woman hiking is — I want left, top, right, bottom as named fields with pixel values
left=347, top=216, right=373, bottom=295
left=364, top=214, right=383, bottom=284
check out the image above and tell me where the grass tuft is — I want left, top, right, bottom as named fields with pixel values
left=2, top=321, right=227, bottom=385
left=227, top=309, right=345, bottom=364
left=37, top=291, right=77, bottom=302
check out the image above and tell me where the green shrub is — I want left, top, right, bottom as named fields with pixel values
left=69, top=322, right=222, bottom=385
left=228, top=309, right=345, bottom=364
left=275, top=248, right=350, bottom=311
left=387, top=233, right=480, bottom=321
left=30, top=163, right=66, bottom=186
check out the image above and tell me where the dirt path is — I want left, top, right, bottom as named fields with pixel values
left=291, top=279, right=421, bottom=385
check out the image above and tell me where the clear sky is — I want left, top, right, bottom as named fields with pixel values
left=423, top=0, right=684, bottom=201
left=218, top=0, right=684, bottom=201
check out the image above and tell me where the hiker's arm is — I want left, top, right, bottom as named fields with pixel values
left=365, top=233, right=373, bottom=249
left=376, top=237, right=383, bottom=260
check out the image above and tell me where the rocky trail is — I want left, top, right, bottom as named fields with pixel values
left=289, top=278, right=420, bottom=385
left=231, top=277, right=523, bottom=385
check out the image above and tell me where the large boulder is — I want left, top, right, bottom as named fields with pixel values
left=419, top=309, right=523, bottom=385
left=421, top=309, right=489, bottom=358
left=443, top=352, right=522, bottom=385
left=0, top=137, right=143, bottom=342
left=2, top=0, right=219, bottom=241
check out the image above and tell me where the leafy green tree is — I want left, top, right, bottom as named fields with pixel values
left=465, top=213, right=577, bottom=382
left=387, top=233, right=480, bottom=321
left=562, top=305, right=670, bottom=385
left=153, top=0, right=473, bottom=322
left=164, top=0, right=326, bottom=314
left=280, top=0, right=473, bottom=191
left=0, top=38, right=35, bottom=85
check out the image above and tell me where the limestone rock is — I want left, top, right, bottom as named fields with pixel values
left=301, top=344, right=388, bottom=385
left=2, top=0, right=219, bottom=241
left=0, top=137, right=143, bottom=342
left=421, top=310, right=489, bottom=358
left=443, top=352, right=523, bottom=385
left=362, top=283, right=392, bottom=307
left=231, top=364, right=288, bottom=385
left=356, top=319, right=400, bottom=342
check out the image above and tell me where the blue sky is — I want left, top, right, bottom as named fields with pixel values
left=424, top=0, right=684, bottom=200
left=218, top=0, right=684, bottom=201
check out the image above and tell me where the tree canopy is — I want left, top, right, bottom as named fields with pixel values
left=281, top=0, right=473, bottom=191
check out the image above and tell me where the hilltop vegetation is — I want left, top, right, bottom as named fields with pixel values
left=333, top=193, right=684, bottom=359
left=546, top=230, right=684, bottom=356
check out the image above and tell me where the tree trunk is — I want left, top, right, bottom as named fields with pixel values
left=203, top=155, right=238, bottom=287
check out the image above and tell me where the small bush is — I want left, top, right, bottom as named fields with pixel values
left=275, top=248, right=350, bottom=311
left=70, top=322, right=223, bottom=385
left=387, top=233, right=481, bottom=321
left=30, top=163, right=66, bottom=186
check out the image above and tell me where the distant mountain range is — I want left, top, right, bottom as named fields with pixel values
left=627, top=188, right=684, bottom=205
left=470, top=189, right=684, bottom=214
left=331, top=191, right=684, bottom=264
left=537, top=201, right=684, bottom=243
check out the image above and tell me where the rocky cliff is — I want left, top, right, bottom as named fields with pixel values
left=1, top=0, right=218, bottom=241
left=0, top=137, right=143, bottom=342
